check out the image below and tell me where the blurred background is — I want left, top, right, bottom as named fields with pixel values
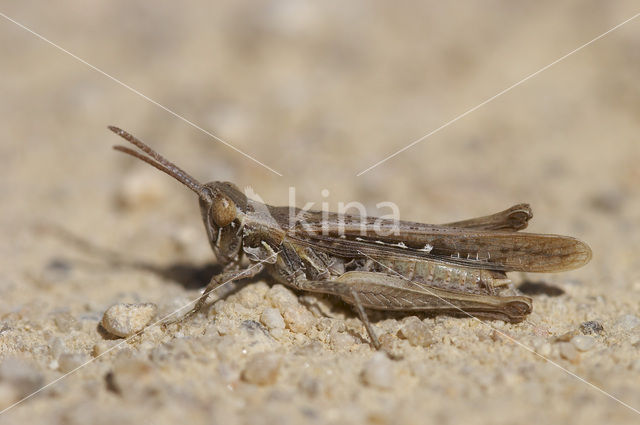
left=1, top=1, right=639, bottom=424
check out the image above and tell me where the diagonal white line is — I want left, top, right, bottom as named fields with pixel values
left=358, top=251, right=640, bottom=416
left=0, top=11, right=283, bottom=177
left=0, top=252, right=278, bottom=416
left=357, top=11, right=640, bottom=176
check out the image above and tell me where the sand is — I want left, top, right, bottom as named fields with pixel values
left=1, top=2, right=640, bottom=424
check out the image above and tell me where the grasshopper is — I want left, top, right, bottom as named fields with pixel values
left=109, top=126, right=592, bottom=348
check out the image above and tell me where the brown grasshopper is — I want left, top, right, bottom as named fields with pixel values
left=109, top=126, right=592, bottom=348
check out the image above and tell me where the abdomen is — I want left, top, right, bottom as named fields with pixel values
left=374, top=258, right=510, bottom=295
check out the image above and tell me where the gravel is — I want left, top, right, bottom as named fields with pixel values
left=101, top=303, right=158, bottom=338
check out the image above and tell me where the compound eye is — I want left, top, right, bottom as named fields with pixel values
left=211, top=195, right=236, bottom=227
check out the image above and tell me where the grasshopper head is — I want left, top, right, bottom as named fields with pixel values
left=110, top=126, right=247, bottom=263
left=198, top=181, right=248, bottom=261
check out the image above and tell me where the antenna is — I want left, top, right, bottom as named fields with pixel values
left=109, top=126, right=206, bottom=197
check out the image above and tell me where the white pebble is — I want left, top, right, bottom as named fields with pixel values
left=283, top=305, right=316, bottom=334
left=570, top=335, right=596, bottom=352
left=361, top=353, right=394, bottom=389
left=330, top=331, right=356, bottom=350
left=236, top=284, right=268, bottom=309
left=242, top=352, right=282, bottom=385
left=260, top=308, right=285, bottom=330
left=558, top=342, right=579, bottom=362
left=531, top=337, right=552, bottom=356
left=266, top=285, right=299, bottom=310
left=398, top=316, right=434, bottom=347
left=101, top=303, right=157, bottom=338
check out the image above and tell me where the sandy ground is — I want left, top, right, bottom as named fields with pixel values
left=1, top=1, right=640, bottom=424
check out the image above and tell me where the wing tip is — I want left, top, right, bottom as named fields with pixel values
left=547, top=237, right=592, bottom=272
left=573, top=238, right=593, bottom=268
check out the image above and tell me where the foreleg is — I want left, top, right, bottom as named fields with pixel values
left=165, top=263, right=264, bottom=326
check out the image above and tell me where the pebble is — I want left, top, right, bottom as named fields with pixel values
left=531, top=337, right=552, bottom=357
left=101, top=303, right=157, bottom=338
left=379, top=333, right=404, bottom=359
left=283, top=305, right=316, bottom=334
left=0, top=357, right=44, bottom=397
left=558, top=342, right=579, bottom=362
left=570, top=335, right=596, bottom=352
left=116, top=170, right=167, bottom=209
left=260, top=308, right=285, bottom=330
left=266, top=285, right=299, bottom=310
left=58, top=352, right=90, bottom=373
left=579, top=321, right=604, bottom=335
left=330, top=330, right=356, bottom=350
left=613, top=314, right=640, bottom=332
left=242, top=352, right=282, bottom=385
left=398, top=316, right=434, bottom=347
left=361, top=353, right=394, bottom=389
left=235, top=283, right=269, bottom=309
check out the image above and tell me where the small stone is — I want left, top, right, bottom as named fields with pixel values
left=283, top=305, right=316, bottom=334
left=379, top=333, right=404, bottom=359
left=330, top=330, right=356, bottom=350
left=532, top=338, right=552, bottom=357
left=570, top=335, right=596, bottom=352
left=614, top=314, right=640, bottom=332
left=242, top=352, right=282, bottom=385
left=398, top=316, right=434, bottom=347
left=101, top=303, right=157, bottom=338
left=266, top=284, right=299, bottom=310
left=579, top=321, right=604, bottom=335
left=260, top=308, right=285, bottom=330
left=116, top=170, right=166, bottom=209
left=558, top=342, right=579, bottom=362
left=58, top=352, right=90, bottom=373
left=361, top=352, right=394, bottom=389
left=235, top=283, right=268, bottom=309
left=0, top=357, right=44, bottom=398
